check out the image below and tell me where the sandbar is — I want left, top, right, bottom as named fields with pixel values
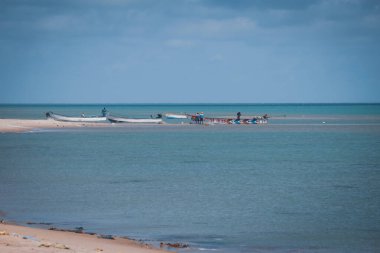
left=0, top=223, right=169, bottom=253
left=0, top=119, right=164, bottom=133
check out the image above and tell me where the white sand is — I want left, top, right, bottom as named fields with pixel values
left=0, top=119, right=114, bottom=133
left=0, top=223, right=169, bottom=253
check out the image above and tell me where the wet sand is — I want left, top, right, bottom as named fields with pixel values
left=0, top=223, right=169, bottom=253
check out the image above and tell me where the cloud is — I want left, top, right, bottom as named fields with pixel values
left=1, top=0, right=380, bottom=103
left=0, top=0, right=159, bottom=40
left=2, top=0, right=377, bottom=43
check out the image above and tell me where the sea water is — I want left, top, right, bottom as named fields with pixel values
left=0, top=104, right=380, bottom=253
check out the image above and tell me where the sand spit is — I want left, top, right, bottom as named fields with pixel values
left=0, top=119, right=171, bottom=133
left=0, top=223, right=169, bottom=253
left=0, top=119, right=113, bottom=133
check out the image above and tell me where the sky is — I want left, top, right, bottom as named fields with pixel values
left=0, top=0, right=379, bottom=103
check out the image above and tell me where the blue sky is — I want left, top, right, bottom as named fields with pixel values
left=0, top=0, right=379, bottom=103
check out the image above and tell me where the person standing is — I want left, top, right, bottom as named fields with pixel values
left=195, top=112, right=200, bottom=124
left=101, top=107, right=108, bottom=117
left=237, top=112, right=241, bottom=120
left=199, top=112, right=204, bottom=124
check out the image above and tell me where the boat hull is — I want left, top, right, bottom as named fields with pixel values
left=46, top=112, right=107, bottom=122
left=107, top=116, right=163, bottom=124
left=207, top=119, right=268, bottom=124
left=189, top=115, right=268, bottom=125
left=165, top=114, right=188, bottom=119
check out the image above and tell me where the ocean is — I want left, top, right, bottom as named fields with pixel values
left=1, top=104, right=380, bottom=252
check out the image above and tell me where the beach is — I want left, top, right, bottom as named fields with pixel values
left=0, top=119, right=116, bottom=133
left=0, top=222, right=169, bottom=253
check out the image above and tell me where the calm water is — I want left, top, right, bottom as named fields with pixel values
left=1, top=104, right=380, bottom=252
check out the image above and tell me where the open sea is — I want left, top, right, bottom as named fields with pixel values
left=1, top=104, right=380, bottom=253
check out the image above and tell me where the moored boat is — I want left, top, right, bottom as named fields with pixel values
left=107, top=115, right=163, bottom=124
left=46, top=112, right=107, bottom=122
left=189, top=114, right=269, bottom=125
left=165, top=113, right=188, bottom=119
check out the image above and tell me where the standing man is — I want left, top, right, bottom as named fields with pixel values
left=200, top=112, right=204, bottom=124
left=101, top=107, right=108, bottom=117
left=237, top=112, right=241, bottom=120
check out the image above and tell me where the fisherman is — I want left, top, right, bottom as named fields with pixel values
left=195, top=112, right=200, bottom=124
left=199, top=112, right=204, bottom=124
left=237, top=112, right=241, bottom=120
left=101, top=107, right=108, bottom=117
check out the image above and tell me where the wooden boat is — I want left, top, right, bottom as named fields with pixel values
left=107, top=115, right=163, bottom=124
left=230, top=118, right=268, bottom=124
left=46, top=112, right=107, bottom=122
left=165, top=113, right=188, bottom=119
left=190, top=115, right=268, bottom=125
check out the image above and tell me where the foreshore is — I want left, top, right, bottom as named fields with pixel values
left=0, top=119, right=111, bottom=133
left=0, top=117, right=274, bottom=133
left=0, top=119, right=169, bottom=133
left=0, top=222, right=170, bottom=253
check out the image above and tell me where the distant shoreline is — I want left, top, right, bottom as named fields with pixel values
left=1, top=102, right=380, bottom=106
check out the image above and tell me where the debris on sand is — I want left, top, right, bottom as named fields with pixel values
left=39, top=242, right=70, bottom=250
left=160, top=242, right=189, bottom=248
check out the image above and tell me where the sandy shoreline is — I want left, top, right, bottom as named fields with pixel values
left=0, top=117, right=274, bottom=133
left=0, top=119, right=169, bottom=133
left=0, top=119, right=112, bottom=133
left=0, top=222, right=170, bottom=253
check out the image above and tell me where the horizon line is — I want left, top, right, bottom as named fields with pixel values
left=1, top=102, right=380, bottom=106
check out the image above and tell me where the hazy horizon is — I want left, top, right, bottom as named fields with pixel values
left=1, top=102, right=380, bottom=105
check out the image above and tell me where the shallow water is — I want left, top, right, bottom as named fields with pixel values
left=1, top=104, right=380, bottom=252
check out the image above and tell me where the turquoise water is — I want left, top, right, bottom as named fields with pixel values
left=1, top=104, right=380, bottom=252
left=1, top=103, right=380, bottom=119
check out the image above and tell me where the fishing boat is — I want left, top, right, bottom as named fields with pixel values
left=165, top=113, right=188, bottom=119
left=231, top=118, right=268, bottom=124
left=46, top=112, right=107, bottom=122
left=190, top=115, right=269, bottom=125
left=107, top=115, right=163, bottom=124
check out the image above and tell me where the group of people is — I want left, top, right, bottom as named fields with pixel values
left=193, top=112, right=205, bottom=124
left=191, top=112, right=246, bottom=124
